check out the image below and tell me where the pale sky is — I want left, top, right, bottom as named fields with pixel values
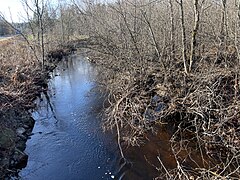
left=0, top=0, right=27, bottom=22
left=0, top=0, right=71, bottom=23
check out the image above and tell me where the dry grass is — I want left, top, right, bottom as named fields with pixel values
left=0, top=36, right=56, bottom=178
left=0, top=37, right=47, bottom=113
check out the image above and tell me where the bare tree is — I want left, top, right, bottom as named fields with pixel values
left=220, top=0, right=227, bottom=43
left=169, top=0, right=175, bottom=58
left=234, top=0, right=240, bottom=64
left=176, top=0, right=188, bottom=74
left=189, top=0, right=201, bottom=72
left=22, top=0, right=46, bottom=68
left=141, top=10, right=166, bottom=73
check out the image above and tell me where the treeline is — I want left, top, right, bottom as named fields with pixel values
left=0, top=18, right=14, bottom=36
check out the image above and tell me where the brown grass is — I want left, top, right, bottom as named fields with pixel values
left=0, top=36, right=56, bottom=178
left=0, top=37, right=47, bottom=112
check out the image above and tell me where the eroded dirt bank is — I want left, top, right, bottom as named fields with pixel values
left=0, top=37, right=78, bottom=178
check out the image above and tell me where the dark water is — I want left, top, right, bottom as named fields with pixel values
left=19, top=54, right=217, bottom=180
left=20, top=55, right=122, bottom=180
left=19, top=55, right=183, bottom=180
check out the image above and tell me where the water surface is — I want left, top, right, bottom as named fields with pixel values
left=19, top=54, right=172, bottom=180
left=20, top=55, right=121, bottom=180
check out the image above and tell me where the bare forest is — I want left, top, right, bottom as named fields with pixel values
left=1, top=0, right=240, bottom=179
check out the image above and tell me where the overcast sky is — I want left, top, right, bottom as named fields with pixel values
left=0, top=0, right=27, bottom=22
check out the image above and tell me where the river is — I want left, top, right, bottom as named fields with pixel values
left=20, top=55, right=122, bottom=179
left=16, top=51, right=224, bottom=179
left=19, top=54, right=168, bottom=180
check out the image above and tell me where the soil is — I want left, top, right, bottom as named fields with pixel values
left=0, top=67, right=50, bottom=179
left=0, top=109, right=35, bottom=178
left=0, top=42, right=79, bottom=179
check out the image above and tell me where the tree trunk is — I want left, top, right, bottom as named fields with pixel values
left=169, top=0, right=175, bottom=58
left=220, top=0, right=227, bottom=43
left=141, top=10, right=166, bottom=73
left=189, top=0, right=200, bottom=72
left=178, top=0, right=188, bottom=74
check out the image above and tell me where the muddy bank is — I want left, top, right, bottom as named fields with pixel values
left=0, top=109, right=34, bottom=178
left=0, top=69, right=51, bottom=178
left=0, top=38, right=80, bottom=178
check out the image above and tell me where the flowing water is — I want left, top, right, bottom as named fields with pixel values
left=18, top=54, right=216, bottom=180
left=20, top=54, right=161, bottom=180
left=20, top=55, right=122, bottom=180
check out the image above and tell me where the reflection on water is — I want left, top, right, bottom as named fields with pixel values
left=20, top=55, right=122, bottom=180
left=20, top=54, right=184, bottom=180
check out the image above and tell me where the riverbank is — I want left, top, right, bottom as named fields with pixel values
left=0, top=37, right=50, bottom=178
left=0, top=36, right=77, bottom=178
left=86, top=38, right=240, bottom=179
left=74, top=1, right=240, bottom=178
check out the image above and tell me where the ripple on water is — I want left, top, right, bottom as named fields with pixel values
left=20, top=56, right=122, bottom=180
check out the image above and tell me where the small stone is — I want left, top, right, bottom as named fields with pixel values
left=98, top=166, right=100, bottom=169
left=13, top=149, right=28, bottom=169
left=23, top=124, right=29, bottom=129
left=111, top=175, right=115, bottom=179
left=16, top=127, right=26, bottom=136
left=10, top=160, right=15, bottom=166
left=16, top=140, right=26, bottom=151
